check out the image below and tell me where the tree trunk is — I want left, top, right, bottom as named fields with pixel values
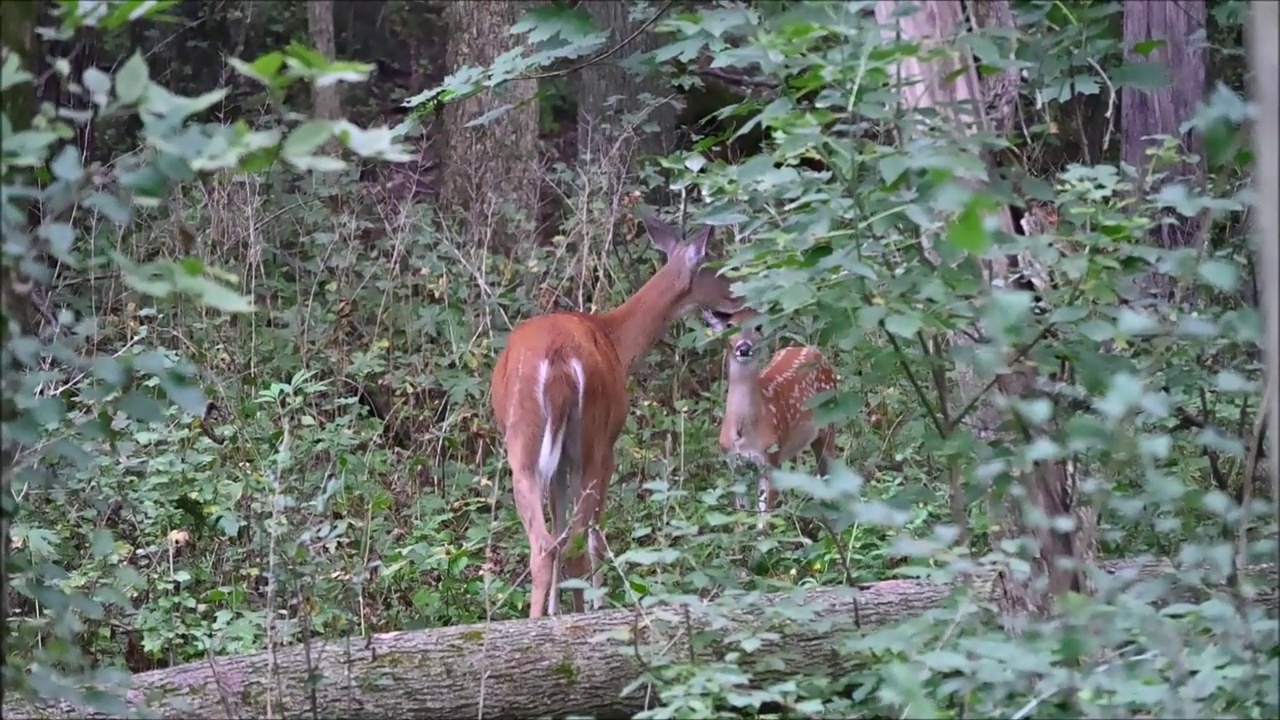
left=577, top=1, right=679, bottom=173
left=0, top=0, right=42, bottom=665
left=1121, top=1, right=1207, bottom=250
left=440, top=0, right=543, bottom=253
left=307, top=0, right=342, bottom=121
left=1248, top=4, right=1280, bottom=501
left=874, top=0, right=1097, bottom=615
left=6, top=560, right=1268, bottom=720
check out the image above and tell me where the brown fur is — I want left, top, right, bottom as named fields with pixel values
left=491, top=214, right=742, bottom=618
left=715, top=309, right=837, bottom=529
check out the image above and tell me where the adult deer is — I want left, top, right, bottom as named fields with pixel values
left=491, top=211, right=742, bottom=618
left=704, top=308, right=838, bottom=530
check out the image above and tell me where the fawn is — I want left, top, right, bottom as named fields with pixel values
left=705, top=308, right=837, bottom=530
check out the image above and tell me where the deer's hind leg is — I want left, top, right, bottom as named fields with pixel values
left=507, top=442, right=558, bottom=619
left=562, top=447, right=613, bottom=613
left=811, top=425, right=836, bottom=477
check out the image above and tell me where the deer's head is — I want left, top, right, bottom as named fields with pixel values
left=639, top=209, right=743, bottom=322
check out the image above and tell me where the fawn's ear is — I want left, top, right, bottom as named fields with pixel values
left=639, top=209, right=678, bottom=255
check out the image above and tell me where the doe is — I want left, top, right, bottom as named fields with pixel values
left=705, top=308, right=838, bottom=530
left=491, top=211, right=742, bottom=618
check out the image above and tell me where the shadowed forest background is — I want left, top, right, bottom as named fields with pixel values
left=2, top=1, right=1277, bottom=718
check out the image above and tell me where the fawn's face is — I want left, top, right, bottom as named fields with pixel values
left=724, top=310, right=765, bottom=372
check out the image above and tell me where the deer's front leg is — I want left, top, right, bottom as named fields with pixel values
left=756, top=466, right=778, bottom=531
left=729, top=455, right=755, bottom=512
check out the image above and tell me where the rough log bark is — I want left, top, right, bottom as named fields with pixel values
left=6, top=560, right=1275, bottom=720
left=1249, top=2, right=1280, bottom=499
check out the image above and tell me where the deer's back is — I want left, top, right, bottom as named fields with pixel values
left=491, top=313, right=628, bottom=442
left=759, top=346, right=837, bottom=458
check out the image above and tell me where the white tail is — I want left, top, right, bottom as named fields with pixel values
left=491, top=210, right=743, bottom=618
left=705, top=308, right=838, bottom=530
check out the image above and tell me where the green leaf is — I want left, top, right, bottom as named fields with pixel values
left=1132, top=39, right=1166, bottom=56
left=1196, top=258, right=1239, bottom=291
left=1, top=50, right=34, bottom=91
left=333, top=122, right=415, bottom=162
left=50, top=145, right=84, bottom=182
left=879, top=154, right=910, bottom=185
left=945, top=201, right=991, bottom=254
left=856, top=304, right=887, bottom=331
left=115, top=51, right=150, bottom=105
left=11, top=525, right=58, bottom=559
left=285, top=155, right=347, bottom=172
left=313, top=62, right=374, bottom=87
left=82, top=67, right=113, bottom=106
left=284, top=42, right=328, bottom=69
left=1048, top=306, right=1088, bottom=325
left=511, top=4, right=599, bottom=44
left=157, top=371, right=208, bottom=416
left=119, top=392, right=166, bottom=423
left=1079, top=319, right=1115, bottom=342
left=1214, top=371, right=1256, bottom=394
left=883, top=312, right=922, bottom=338
left=1111, top=61, right=1171, bottom=92
left=282, top=120, right=333, bottom=158
left=1095, top=373, right=1145, bottom=423
left=228, top=52, right=286, bottom=88
left=1014, top=398, right=1054, bottom=426
left=90, top=529, right=116, bottom=559
left=618, top=548, right=681, bottom=566
left=37, top=222, right=76, bottom=264
left=1116, top=308, right=1161, bottom=336
left=84, top=193, right=132, bottom=225
left=172, top=270, right=256, bottom=313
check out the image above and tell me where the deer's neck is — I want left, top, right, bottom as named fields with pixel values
left=724, top=369, right=767, bottom=437
left=597, top=265, right=686, bottom=374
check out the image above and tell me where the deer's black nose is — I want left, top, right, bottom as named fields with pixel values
left=734, top=341, right=753, bottom=358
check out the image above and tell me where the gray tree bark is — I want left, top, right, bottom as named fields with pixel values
left=874, top=0, right=1097, bottom=614
left=1248, top=3, right=1280, bottom=500
left=7, top=560, right=1269, bottom=720
left=577, top=1, right=679, bottom=168
left=1121, top=0, right=1207, bottom=249
left=440, top=0, right=544, bottom=252
left=307, top=0, right=342, bottom=121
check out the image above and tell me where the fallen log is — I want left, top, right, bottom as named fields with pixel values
left=6, top=559, right=1275, bottom=720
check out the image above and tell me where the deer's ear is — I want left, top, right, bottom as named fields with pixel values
left=691, top=226, right=711, bottom=257
left=682, top=225, right=712, bottom=266
left=639, top=209, right=678, bottom=254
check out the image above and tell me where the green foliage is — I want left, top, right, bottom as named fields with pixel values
left=2, top=1, right=412, bottom=710
left=402, top=2, right=608, bottom=117
left=421, top=1, right=1273, bottom=718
